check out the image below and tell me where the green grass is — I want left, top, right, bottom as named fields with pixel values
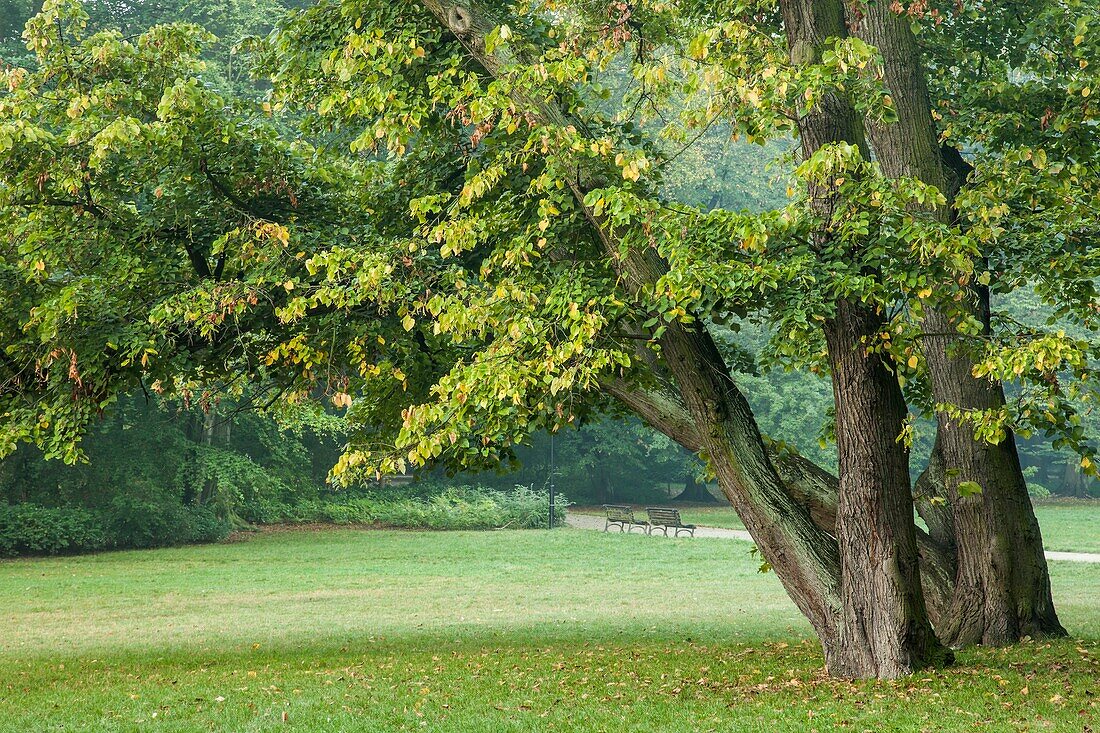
left=675, top=505, right=747, bottom=531
left=1034, top=500, right=1100, bottom=553
left=1, top=528, right=1098, bottom=732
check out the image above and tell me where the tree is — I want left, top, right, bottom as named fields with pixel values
left=838, top=0, right=1066, bottom=649
left=478, top=416, right=699, bottom=504
left=261, top=0, right=1096, bottom=674
left=3, top=0, right=1098, bottom=679
left=0, top=0, right=344, bottom=534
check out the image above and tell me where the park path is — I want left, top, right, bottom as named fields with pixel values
left=565, top=512, right=1100, bottom=564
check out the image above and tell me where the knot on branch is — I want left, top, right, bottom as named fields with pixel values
left=447, top=5, right=473, bottom=34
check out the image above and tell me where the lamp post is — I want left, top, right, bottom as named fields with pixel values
left=548, top=431, right=556, bottom=530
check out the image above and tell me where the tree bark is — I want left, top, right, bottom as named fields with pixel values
left=847, top=1, right=1065, bottom=646
left=823, top=300, right=949, bottom=677
left=779, top=0, right=949, bottom=676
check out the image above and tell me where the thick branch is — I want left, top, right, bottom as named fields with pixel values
left=420, top=0, right=844, bottom=632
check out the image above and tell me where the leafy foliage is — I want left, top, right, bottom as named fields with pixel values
left=0, top=0, right=1097, bottom=532
left=0, top=503, right=109, bottom=556
left=241, top=484, right=565, bottom=530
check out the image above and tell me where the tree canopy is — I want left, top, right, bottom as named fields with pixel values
left=2, top=0, right=1098, bottom=679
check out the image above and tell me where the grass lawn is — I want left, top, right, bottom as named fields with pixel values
left=1, top=528, right=1098, bottom=732
left=1033, top=500, right=1100, bottom=554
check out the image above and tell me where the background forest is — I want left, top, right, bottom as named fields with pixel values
left=0, top=0, right=1094, bottom=556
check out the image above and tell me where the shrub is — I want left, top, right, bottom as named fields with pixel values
left=256, top=485, right=564, bottom=530
left=0, top=505, right=111, bottom=557
left=1022, top=466, right=1054, bottom=499
left=238, top=496, right=296, bottom=524
left=186, top=506, right=233, bottom=544
left=106, top=494, right=229, bottom=549
left=1027, top=482, right=1053, bottom=499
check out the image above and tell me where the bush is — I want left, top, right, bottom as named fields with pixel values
left=107, top=494, right=229, bottom=549
left=290, top=486, right=567, bottom=531
left=0, top=505, right=111, bottom=557
left=186, top=506, right=233, bottom=544
left=238, top=496, right=296, bottom=524
left=1027, top=482, right=1053, bottom=499
left=1022, top=466, right=1054, bottom=499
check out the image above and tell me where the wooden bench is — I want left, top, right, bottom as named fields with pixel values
left=602, top=504, right=647, bottom=533
left=645, top=507, right=696, bottom=537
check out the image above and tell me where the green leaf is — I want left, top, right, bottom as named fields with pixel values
left=957, top=481, right=983, bottom=497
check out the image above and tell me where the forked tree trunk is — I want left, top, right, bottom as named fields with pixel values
left=823, top=301, right=950, bottom=677
left=778, top=0, right=949, bottom=676
left=847, top=1, right=1065, bottom=646
left=420, top=0, right=951, bottom=678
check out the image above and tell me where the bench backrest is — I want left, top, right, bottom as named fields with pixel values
left=646, top=507, right=683, bottom=526
left=603, top=504, right=636, bottom=522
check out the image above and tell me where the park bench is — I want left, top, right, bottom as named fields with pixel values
left=602, top=504, right=648, bottom=533
left=645, top=507, right=697, bottom=537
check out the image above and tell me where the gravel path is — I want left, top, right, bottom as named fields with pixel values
left=565, top=512, right=1100, bottom=564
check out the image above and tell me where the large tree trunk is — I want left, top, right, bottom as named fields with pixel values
left=778, top=0, right=949, bottom=676
left=847, top=2, right=1065, bottom=646
left=824, top=300, right=948, bottom=677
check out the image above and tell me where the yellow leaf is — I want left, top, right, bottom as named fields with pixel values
left=402, top=314, right=416, bottom=331
left=907, top=355, right=919, bottom=369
